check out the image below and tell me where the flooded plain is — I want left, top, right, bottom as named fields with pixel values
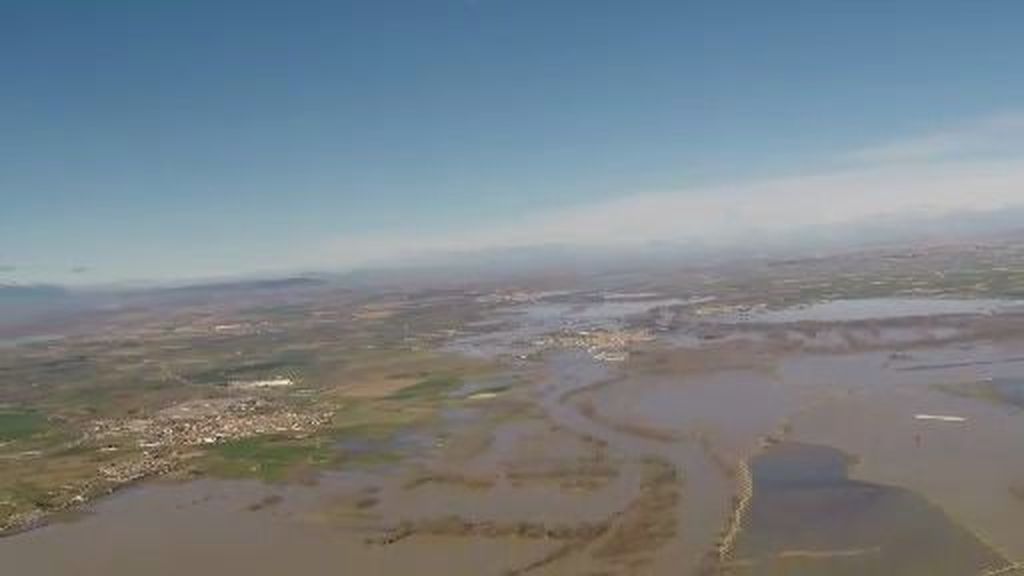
left=723, top=298, right=1023, bottom=324
left=4, top=296, right=1024, bottom=574
left=1, top=477, right=557, bottom=576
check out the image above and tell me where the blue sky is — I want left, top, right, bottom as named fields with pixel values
left=3, top=1, right=1024, bottom=284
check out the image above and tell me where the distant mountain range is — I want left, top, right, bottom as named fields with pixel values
left=0, top=277, right=329, bottom=333
left=0, top=284, right=77, bottom=329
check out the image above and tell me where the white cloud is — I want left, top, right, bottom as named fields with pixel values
left=318, top=113, right=1024, bottom=268
left=847, top=111, right=1024, bottom=164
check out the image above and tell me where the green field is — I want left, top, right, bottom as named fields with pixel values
left=0, top=410, right=46, bottom=442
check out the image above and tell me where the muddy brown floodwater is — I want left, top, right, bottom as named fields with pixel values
left=728, top=442, right=1005, bottom=575
left=0, top=477, right=557, bottom=576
